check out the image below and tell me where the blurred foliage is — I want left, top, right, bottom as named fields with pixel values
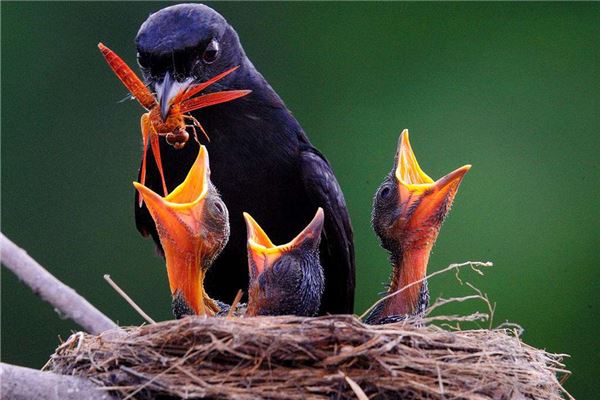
left=2, top=2, right=598, bottom=397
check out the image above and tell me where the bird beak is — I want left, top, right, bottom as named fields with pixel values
left=393, top=129, right=471, bottom=233
left=378, top=130, right=470, bottom=316
left=155, top=66, right=248, bottom=120
left=244, top=208, right=324, bottom=277
left=155, top=72, right=193, bottom=120
left=133, top=146, right=213, bottom=316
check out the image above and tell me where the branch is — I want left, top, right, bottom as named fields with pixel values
left=0, top=362, right=117, bottom=400
left=1, top=233, right=118, bottom=334
left=359, top=261, right=493, bottom=321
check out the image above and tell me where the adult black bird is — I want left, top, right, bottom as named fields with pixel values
left=244, top=208, right=325, bottom=317
left=365, top=130, right=470, bottom=324
left=133, top=3, right=355, bottom=313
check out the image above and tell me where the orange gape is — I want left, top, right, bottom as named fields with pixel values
left=98, top=43, right=251, bottom=201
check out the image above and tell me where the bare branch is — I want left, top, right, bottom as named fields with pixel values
left=359, top=261, right=493, bottom=320
left=0, top=362, right=117, bottom=400
left=1, top=233, right=118, bottom=334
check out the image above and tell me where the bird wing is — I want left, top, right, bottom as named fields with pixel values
left=298, top=139, right=356, bottom=314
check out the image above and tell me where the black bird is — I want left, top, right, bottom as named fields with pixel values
left=366, top=130, right=470, bottom=324
left=244, top=208, right=325, bottom=317
left=133, top=3, right=355, bottom=313
left=134, top=146, right=230, bottom=318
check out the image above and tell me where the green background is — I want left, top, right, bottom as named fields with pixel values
left=2, top=2, right=598, bottom=398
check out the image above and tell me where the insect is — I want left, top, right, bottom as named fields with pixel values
left=98, top=43, right=251, bottom=199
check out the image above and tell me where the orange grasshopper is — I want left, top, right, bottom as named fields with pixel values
left=98, top=43, right=250, bottom=200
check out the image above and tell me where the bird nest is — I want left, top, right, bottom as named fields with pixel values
left=47, top=314, right=571, bottom=399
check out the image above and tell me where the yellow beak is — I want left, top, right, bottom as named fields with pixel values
left=133, top=146, right=213, bottom=315
left=394, top=129, right=471, bottom=232
left=243, top=208, right=325, bottom=277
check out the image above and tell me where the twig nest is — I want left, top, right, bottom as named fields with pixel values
left=48, top=315, right=570, bottom=399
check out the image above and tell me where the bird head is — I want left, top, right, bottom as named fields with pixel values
left=136, top=4, right=246, bottom=119
left=371, top=129, right=470, bottom=316
left=133, top=145, right=229, bottom=318
left=244, top=208, right=325, bottom=317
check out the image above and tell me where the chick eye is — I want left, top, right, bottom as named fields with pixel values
left=202, top=39, right=219, bottom=64
left=214, top=200, right=226, bottom=215
left=379, top=185, right=392, bottom=200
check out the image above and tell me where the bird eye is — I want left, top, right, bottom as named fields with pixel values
left=379, top=185, right=392, bottom=200
left=214, top=200, right=226, bottom=215
left=136, top=52, right=148, bottom=68
left=202, top=39, right=220, bottom=64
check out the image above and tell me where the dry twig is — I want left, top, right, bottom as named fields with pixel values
left=104, top=274, right=156, bottom=324
left=359, top=261, right=493, bottom=320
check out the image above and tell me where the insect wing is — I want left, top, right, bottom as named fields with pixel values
left=98, top=43, right=157, bottom=110
left=177, top=66, right=241, bottom=103
left=181, top=90, right=251, bottom=113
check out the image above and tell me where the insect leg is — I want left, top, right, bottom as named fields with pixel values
left=184, top=123, right=199, bottom=146
left=186, top=114, right=210, bottom=142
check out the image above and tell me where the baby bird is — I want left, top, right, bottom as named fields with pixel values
left=133, top=146, right=230, bottom=318
left=366, top=130, right=470, bottom=324
left=244, top=208, right=325, bottom=317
